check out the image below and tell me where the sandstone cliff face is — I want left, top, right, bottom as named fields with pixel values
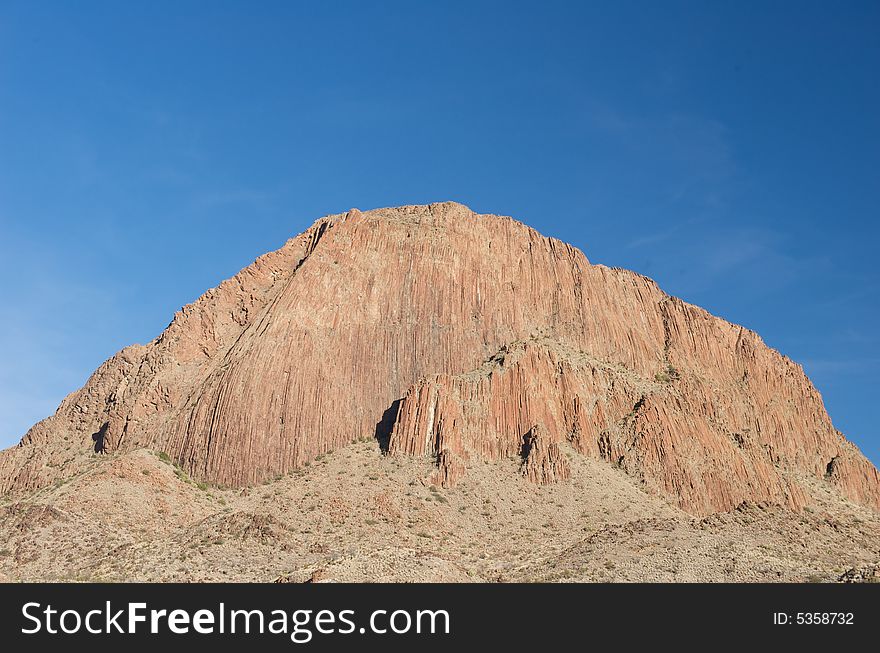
left=1, top=202, right=877, bottom=516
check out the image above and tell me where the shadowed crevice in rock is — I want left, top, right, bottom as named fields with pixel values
left=374, top=399, right=402, bottom=454
left=825, top=456, right=840, bottom=480
left=91, top=422, right=109, bottom=454
left=293, top=217, right=331, bottom=274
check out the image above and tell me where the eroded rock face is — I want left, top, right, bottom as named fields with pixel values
left=521, top=425, right=571, bottom=485
left=386, top=338, right=819, bottom=514
left=1, top=202, right=878, bottom=517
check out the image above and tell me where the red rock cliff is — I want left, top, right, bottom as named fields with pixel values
left=1, top=202, right=877, bottom=516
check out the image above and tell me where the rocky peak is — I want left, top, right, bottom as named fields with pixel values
left=1, top=203, right=877, bottom=518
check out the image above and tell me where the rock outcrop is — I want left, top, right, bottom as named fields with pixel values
left=837, top=564, right=880, bottom=583
left=1, top=202, right=878, bottom=517
left=521, top=425, right=571, bottom=484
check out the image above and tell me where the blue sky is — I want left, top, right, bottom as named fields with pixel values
left=0, top=1, right=878, bottom=464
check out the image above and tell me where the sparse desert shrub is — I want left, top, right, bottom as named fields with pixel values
left=654, top=363, right=680, bottom=384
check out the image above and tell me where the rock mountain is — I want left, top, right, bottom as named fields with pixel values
left=2, top=202, right=878, bottom=518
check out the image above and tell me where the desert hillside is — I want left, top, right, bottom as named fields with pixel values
left=1, top=446, right=878, bottom=583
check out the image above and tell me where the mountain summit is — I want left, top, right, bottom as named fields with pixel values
left=2, top=202, right=878, bottom=518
